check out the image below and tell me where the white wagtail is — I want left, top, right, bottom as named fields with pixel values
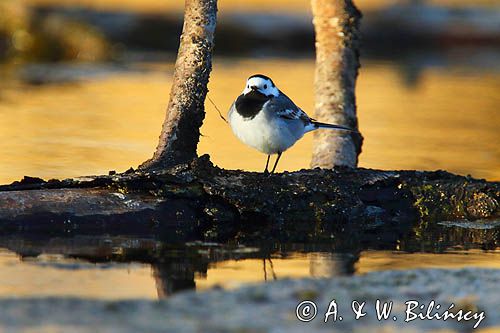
left=228, top=74, right=357, bottom=174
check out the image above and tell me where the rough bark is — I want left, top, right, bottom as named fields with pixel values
left=1, top=157, right=498, bottom=243
left=311, top=0, right=363, bottom=168
left=139, top=0, right=217, bottom=170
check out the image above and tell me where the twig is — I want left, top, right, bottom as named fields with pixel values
left=263, top=259, right=267, bottom=281
left=268, top=258, right=277, bottom=280
left=207, top=95, right=228, bottom=124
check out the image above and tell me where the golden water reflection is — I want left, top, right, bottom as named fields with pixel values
left=0, top=249, right=157, bottom=300
left=0, top=59, right=498, bottom=183
left=1, top=248, right=499, bottom=300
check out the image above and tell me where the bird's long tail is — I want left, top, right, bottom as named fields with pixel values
left=306, top=121, right=358, bottom=133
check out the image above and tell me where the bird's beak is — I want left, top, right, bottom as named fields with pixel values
left=250, top=86, right=258, bottom=91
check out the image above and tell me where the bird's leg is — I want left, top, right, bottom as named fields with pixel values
left=270, top=152, right=282, bottom=174
left=263, top=155, right=271, bottom=175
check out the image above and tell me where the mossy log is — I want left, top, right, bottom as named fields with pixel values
left=0, top=155, right=498, bottom=243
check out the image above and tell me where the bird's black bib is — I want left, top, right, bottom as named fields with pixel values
left=235, top=91, right=271, bottom=119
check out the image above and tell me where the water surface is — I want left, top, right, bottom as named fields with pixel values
left=0, top=58, right=498, bottom=183
left=0, top=237, right=498, bottom=300
left=0, top=54, right=498, bottom=301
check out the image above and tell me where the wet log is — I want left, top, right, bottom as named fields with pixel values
left=0, top=155, right=498, bottom=243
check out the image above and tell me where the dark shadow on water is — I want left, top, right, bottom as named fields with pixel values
left=0, top=45, right=497, bottom=92
left=363, top=46, right=500, bottom=87
left=2, top=4, right=500, bottom=88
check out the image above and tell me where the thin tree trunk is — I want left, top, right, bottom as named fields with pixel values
left=140, top=0, right=217, bottom=170
left=310, top=0, right=363, bottom=168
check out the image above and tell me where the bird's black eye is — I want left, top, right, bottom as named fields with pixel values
left=247, top=85, right=249, bottom=88
left=264, top=84, right=268, bottom=89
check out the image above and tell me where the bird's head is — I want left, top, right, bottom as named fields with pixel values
left=242, top=74, right=279, bottom=97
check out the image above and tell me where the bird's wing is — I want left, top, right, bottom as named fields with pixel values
left=227, top=101, right=236, bottom=118
left=268, top=92, right=313, bottom=124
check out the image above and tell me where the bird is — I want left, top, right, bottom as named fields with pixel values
left=228, top=74, right=358, bottom=174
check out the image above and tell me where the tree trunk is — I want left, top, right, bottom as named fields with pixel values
left=310, top=0, right=363, bottom=168
left=140, top=0, right=217, bottom=170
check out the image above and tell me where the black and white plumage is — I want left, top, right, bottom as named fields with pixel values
left=228, top=74, right=356, bottom=174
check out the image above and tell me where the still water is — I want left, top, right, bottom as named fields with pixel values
left=0, top=236, right=499, bottom=300
left=0, top=58, right=498, bottom=182
left=0, top=56, right=498, bottom=299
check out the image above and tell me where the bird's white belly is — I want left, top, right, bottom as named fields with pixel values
left=229, top=110, right=301, bottom=155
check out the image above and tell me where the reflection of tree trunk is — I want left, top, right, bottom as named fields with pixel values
left=310, top=0, right=363, bottom=168
left=140, top=0, right=217, bottom=170
left=152, top=262, right=196, bottom=299
left=309, top=252, right=359, bottom=277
